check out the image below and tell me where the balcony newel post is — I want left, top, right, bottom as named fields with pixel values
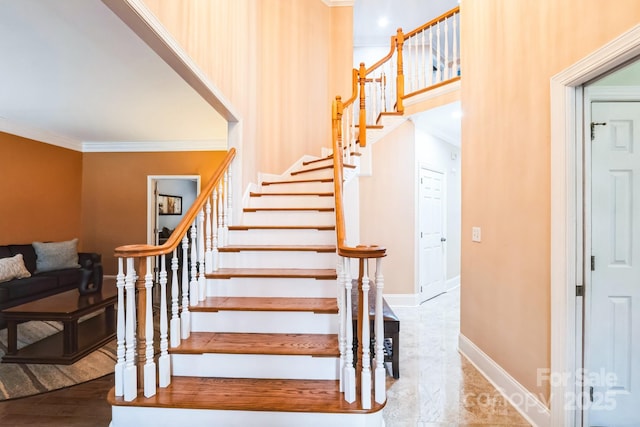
left=358, top=62, right=367, bottom=148
left=134, top=257, right=148, bottom=392
left=396, top=29, right=405, bottom=114
left=114, top=257, right=125, bottom=397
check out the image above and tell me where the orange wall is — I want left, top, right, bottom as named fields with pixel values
left=460, top=0, right=640, bottom=402
left=141, top=0, right=352, bottom=186
left=81, top=151, right=226, bottom=274
left=0, top=132, right=82, bottom=245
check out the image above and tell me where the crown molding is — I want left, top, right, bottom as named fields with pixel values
left=0, top=118, right=84, bottom=151
left=321, top=0, right=354, bottom=6
left=82, top=139, right=227, bottom=152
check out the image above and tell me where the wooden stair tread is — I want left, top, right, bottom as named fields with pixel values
left=108, top=377, right=385, bottom=414
left=290, top=164, right=333, bottom=176
left=171, top=332, right=338, bottom=356
left=249, top=191, right=333, bottom=197
left=302, top=156, right=332, bottom=166
left=229, top=225, right=335, bottom=231
left=219, top=245, right=336, bottom=252
left=191, top=297, right=338, bottom=313
left=206, top=268, right=337, bottom=279
left=261, top=177, right=333, bottom=186
left=243, top=207, right=334, bottom=212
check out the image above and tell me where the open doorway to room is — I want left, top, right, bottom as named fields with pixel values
left=147, top=175, right=201, bottom=283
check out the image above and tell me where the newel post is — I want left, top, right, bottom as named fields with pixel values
left=358, top=62, right=367, bottom=148
left=395, top=29, right=405, bottom=114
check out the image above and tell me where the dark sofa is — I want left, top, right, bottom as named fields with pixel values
left=0, top=243, right=103, bottom=329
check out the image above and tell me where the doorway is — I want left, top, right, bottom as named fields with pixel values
left=550, top=26, right=640, bottom=427
left=418, top=166, right=447, bottom=302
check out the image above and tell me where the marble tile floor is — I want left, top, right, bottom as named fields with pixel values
left=382, top=287, right=531, bottom=427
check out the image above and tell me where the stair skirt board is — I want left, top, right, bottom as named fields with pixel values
left=218, top=251, right=337, bottom=269
left=190, top=311, right=338, bottom=334
left=111, top=406, right=385, bottom=427
left=207, top=278, right=337, bottom=298
left=227, top=229, right=336, bottom=246
left=241, top=210, right=335, bottom=226
left=171, top=353, right=340, bottom=380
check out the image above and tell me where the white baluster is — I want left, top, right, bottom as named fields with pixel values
left=360, top=260, right=372, bottom=410
left=413, top=34, right=418, bottom=92
left=124, top=257, right=137, bottom=401
left=190, top=221, right=199, bottom=306
left=374, top=258, right=386, bottom=404
left=436, top=20, right=442, bottom=83
left=205, top=198, right=213, bottom=274
left=337, top=257, right=346, bottom=392
left=159, top=254, right=171, bottom=387
left=222, top=172, right=229, bottom=246
left=180, top=235, right=190, bottom=339
left=420, top=30, right=426, bottom=88
left=453, top=13, right=459, bottom=76
left=429, top=27, right=438, bottom=86
left=143, top=257, right=156, bottom=398
left=217, top=181, right=224, bottom=249
left=225, top=169, right=232, bottom=239
left=444, top=17, right=450, bottom=80
left=170, top=248, right=180, bottom=347
left=114, top=258, right=125, bottom=397
left=212, top=188, right=219, bottom=271
left=381, top=72, right=386, bottom=113
left=198, top=209, right=206, bottom=302
left=343, top=257, right=356, bottom=403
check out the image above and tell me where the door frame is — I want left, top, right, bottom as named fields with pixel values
left=417, top=163, right=447, bottom=302
left=550, top=24, right=640, bottom=427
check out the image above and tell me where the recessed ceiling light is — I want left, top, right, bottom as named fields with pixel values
left=377, top=17, right=389, bottom=28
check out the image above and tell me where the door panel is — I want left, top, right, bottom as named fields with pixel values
left=419, top=168, right=445, bottom=303
left=588, top=101, right=640, bottom=426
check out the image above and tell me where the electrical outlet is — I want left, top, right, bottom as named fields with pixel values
left=472, top=227, right=481, bottom=242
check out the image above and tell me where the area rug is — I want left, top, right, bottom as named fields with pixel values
left=0, top=320, right=116, bottom=401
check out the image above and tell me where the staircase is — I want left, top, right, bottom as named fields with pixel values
left=108, top=155, right=386, bottom=427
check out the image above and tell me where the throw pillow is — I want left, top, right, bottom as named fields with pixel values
left=33, top=238, right=81, bottom=273
left=0, top=254, right=32, bottom=283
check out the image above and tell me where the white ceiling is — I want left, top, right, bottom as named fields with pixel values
left=0, top=0, right=227, bottom=151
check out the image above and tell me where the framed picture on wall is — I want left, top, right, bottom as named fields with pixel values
left=158, top=194, right=182, bottom=215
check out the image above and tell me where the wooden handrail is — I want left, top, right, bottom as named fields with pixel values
left=404, top=6, right=459, bottom=39
left=114, top=148, right=236, bottom=258
left=343, top=68, right=359, bottom=109
left=365, top=35, right=397, bottom=75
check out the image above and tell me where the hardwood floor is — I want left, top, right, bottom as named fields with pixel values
left=0, top=374, right=113, bottom=427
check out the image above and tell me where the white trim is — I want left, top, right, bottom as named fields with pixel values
left=586, top=85, right=640, bottom=100
left=458, top=334, right=551, bottom=427
left=383, top=293, right=418, bottom=307
left=550, top=24, right=640, bottom=427
left=83, top=139, right=227, bottom=152
left=0, top=118, right=83, bottom=151
left=321, top=0, right=354, bottom=6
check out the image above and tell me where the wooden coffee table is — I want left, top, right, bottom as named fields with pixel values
left=2, top=281, right=117, bottom=364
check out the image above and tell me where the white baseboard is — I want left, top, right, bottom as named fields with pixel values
left=458, top=334, right=551, bottom=427
left=383, top=293, right=418, bottom=307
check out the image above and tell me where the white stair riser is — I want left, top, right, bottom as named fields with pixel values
left=207, top=278, right=337, bottom=298
left=242, top=211, right=335, bottom=226
left=219, top=251, right=336, bottom=269
left=111, top=406, right=385, bottom=427
left=228, top=229, right=336, bottom=246
left=171, top=353, right=339, bottom=380
left=191, top=311, right=337, bottom=334
left=287, top=168, right=333, bottom=181
left=259, top=181, right=334, bottom=193
left=247, top=194, right=334, bottom=209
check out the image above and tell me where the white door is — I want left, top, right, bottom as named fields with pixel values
left=587, top=101, right=640, bottom=426
left=419, top=168, right=446, bottom=303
